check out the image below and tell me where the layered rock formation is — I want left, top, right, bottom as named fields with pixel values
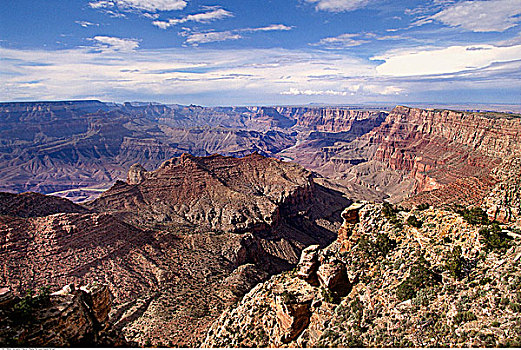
left=1, top=101, right=519, bottom=209
left=0, top=153, right=348, bottom=346
left=90, top=153, right=315, bottom=232
left=0, top=192, right=89, bottom=218
left=277, top=107, right=387, bottom=133
left=371, top=107, right=520, bottom=195
left=0, top=102, right=297, bottom=199
left=2, top=101, right=521, bottom=347
left=293, top=106, right=521, bottom=206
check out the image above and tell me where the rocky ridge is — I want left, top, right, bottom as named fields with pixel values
left=203, top=202, right=521, bottom=347
left=1, top=102, right=520, bottom=208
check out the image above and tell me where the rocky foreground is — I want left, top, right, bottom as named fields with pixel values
left=0, top=282, right=123, bottom=346
left=203, top=202, right=521, bottom=347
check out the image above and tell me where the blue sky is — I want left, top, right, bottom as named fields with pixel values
left=1, top=0, right=521, bottom=105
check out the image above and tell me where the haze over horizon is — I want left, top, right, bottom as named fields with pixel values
left=1, top=0, right=521, bottom=106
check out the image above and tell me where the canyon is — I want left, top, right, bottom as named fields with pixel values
left=1, top=100, right=520, bottom=346
left=0, top=153, right=348, bottom=346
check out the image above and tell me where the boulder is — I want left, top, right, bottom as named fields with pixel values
left=80, top=283, right=112, bottom=325
left=275, top=295, right=312, bottom=343
left=296, top=245, right=320, bottom=282
left=0, top=287, right=14, bottom=308
left=127, top=163, right=147, bottom=185
left=317, top=261, right=350, bottom=296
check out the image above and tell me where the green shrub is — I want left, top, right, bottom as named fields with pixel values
left=453, top=205, right=490, bottom=225
left=375, top=232, right=397, bottom=257
left=11, top=286, right=51, bottom=325
left=417, top=203, right=430, bottom=211
left=321, top=288, right=335, bottom=304
left=445, top=245, right=464, bottom=279
left=454, top=311, right=476, bottom=324
left=480, top=277, right=493, bottom=285
left=281, top=290, right=298, bottom=304
left=396, top=256, right=440, bottom=301
left=510, top=302, right=521, bottom=312
left=479, top=223, right=512, bottom=251
left=407, top=215, right=423, bottom=228
left=382, top=202, right=397, bottom=218
left=382, top=202, right=403, bottom=229
left=356, top=233, right=397, bottom=258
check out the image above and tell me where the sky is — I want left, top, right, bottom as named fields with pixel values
left=1, top=0, right=521, bottom=106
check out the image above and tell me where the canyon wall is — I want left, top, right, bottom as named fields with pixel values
left=369, top=106, right=521, bottom=205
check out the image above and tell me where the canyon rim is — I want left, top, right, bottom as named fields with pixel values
left=1, top=0, right=521, bottom=347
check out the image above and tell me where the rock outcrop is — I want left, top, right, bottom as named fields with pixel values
left=203, top=202, right=521, bottom=347
left=277, top=107, right=387, bottom=133
left=482, top=157, right=521, bottom=227
left=89, top=153, right=344, bottom=235
left=0, top=192, right=89, bottom=217
left=0, top=283, right=123, bottom=347
left=371, top=107, right=521, bottom=200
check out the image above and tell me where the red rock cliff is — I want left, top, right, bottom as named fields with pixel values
left=371, top=106, right=521, bottom=196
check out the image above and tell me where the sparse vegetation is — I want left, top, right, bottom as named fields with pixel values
left=11, top=286, right=51, bottom=325
left=407, top=214, right=423, bottom=228
left=453, top=205, right=490, bottom=225
left=479, top=223, right=512, bottom=251
left=454, top=311, right=476, bottom=324
left=396, top=255, right=440, bottom=301
left=356, top=232, right=396, bottom=258
left=280, top=290, right=298, bottom=304
left=321, top=288, right=336, bottom=304
left=445, top=245, right=464, bottom=279
left=375, top=232, right=397, bottom=257
left=382, top=202, right=403, bottom=229
left=417, top=203, right=430, bottom=211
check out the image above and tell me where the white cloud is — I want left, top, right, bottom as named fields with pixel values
left=431, top=0, right=521, bottom=32
left=180, top=25, right=294, bottom=45
left=0, top=46, right=377, bottom=103
left=2, top=41, right=519, bottom=104
left=314, top=33, right=369, bottom=47
left=312, top=32, right=408, bottom=48
left=281, top=88, right=349, bottom=96
left=152, top=21, right=171, bottom=29
left=89, top=0, right=187, bottom=13
left=246, top=24, right=293, bottom=32
left=281, top=84, right=404, bottom=96
left=75, top=21, right=99, bottom=28
left=304, top=0, right=370, bottom=12
left=183, top=31, right=242, bottom=45
left=89, top=1, right=114, bottom=9
left=92, top=36, right=140, bottom=51
left=373, top=44, right=521, bottom=76
left=153, top=8, right=232, bottom=29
